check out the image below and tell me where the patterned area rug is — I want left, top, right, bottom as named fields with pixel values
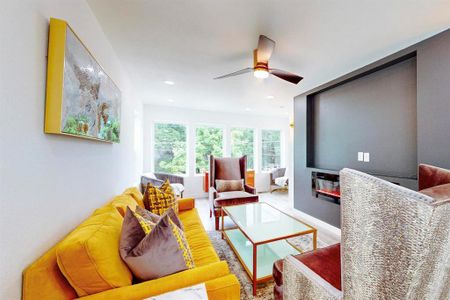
left=207, top=230, right=325, bottom=300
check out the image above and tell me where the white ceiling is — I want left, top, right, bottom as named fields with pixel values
left=87, top=0, right=450, bottom=116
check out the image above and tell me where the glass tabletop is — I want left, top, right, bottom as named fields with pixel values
left=223, top=202, right=314, bottom=244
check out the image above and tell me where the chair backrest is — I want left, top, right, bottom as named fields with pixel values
left=339, top=168, right=450, bottom=300
left=270, top=167, right=286, bottom=182
left=209, top=155, right=247, bottom=188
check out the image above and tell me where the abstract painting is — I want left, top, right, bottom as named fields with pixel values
left=45, top=18, right=121, bottom=143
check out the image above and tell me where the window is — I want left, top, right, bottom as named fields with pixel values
left=195, top=126, right=223, bottom=174
left=261, top=129, right=281, bottom=171
left=231, top=128, right=254, bottom=169
left=154, top=123, right=187, bottom=174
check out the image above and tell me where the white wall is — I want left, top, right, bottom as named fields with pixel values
left=143, top=105, right=291, bottom=198
left=0, top=1, right=142, bottom=299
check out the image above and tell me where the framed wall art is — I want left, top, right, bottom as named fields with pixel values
left=45, top=18, right=121, bottom=143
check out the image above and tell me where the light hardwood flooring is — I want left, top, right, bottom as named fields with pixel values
left=195, top=191, right=340, bottom=246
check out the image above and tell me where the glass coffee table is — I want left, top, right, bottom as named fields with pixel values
left=221, top=202, right=317, bottom=295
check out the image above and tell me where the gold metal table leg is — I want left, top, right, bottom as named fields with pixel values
left=313, top=229, right=317, bottom=250
left=221, top=208, right=224, bottom=239
left=252, top=244, right=257, bottom=296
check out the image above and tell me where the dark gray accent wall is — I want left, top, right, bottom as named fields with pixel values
left=294, top=28, right=450, bottom=228
left=417, top=31, right=450, bottom=170
left=312, top=58, right=417, bottom=178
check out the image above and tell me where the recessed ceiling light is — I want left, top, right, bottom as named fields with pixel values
left=279, top=106, right=285, bottom=109
left=266, top=95, right=275, bottom=99
left=164, top=80, right=175, bottom=85
left=245, top=107, right=251, bottom=111
left=168, top=99, right=175, bottom=103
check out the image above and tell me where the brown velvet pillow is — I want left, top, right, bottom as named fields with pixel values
left=134, top=206, right=183, bottom=231
left=215, top=179, right=244, bottom=192
left=119, top=207, right=194, bottom=281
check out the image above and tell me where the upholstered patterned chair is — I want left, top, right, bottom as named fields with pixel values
left=209, top=155, right=259, bottom=230
left=269, top=167, right=288, bottom=193
left=278, top=166, right=450, bottom=300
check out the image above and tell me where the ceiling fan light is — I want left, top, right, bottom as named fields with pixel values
left=253, top=69, right=269, bottom=79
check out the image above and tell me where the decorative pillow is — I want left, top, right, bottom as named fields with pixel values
left=215, top=179, right=244, bottom=193
left=143, top=180, right=178, bottom=215
left=120, top=207, right=194, bottom=281
left=134, top=205, right=183, bottom=231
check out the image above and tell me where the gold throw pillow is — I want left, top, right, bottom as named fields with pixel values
left=143, top=180, right=178, bottom=215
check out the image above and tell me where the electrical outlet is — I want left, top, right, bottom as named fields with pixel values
left=364, top=152, right=370, bottom=162
left=358, top=152, right=364, bottom=161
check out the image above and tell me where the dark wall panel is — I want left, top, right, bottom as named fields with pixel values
left=417, top=30, right=450, bottom=169
left=312, top=58, right=417, bottom=178
left=294, top=28, right=450, bottom=228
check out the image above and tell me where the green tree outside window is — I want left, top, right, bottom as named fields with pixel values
left=231, top=128, right=254, bottom=169
left=154, top=123, right=186, bottom=174
left=261, top=129, right=281, bottom=171
left=195, top=126, right=223, bottom=174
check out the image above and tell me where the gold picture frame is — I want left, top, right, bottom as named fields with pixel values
left=45, top=18, right=121, bottom=143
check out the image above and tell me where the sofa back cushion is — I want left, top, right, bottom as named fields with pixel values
left=108, top=194, right=139, bottom=217
left=123, top=187, right=144, bottom=208
left=56, top=209, right=132, bottom=296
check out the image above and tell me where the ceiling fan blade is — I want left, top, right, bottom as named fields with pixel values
left=256, top=35, right=275, bottom=63
left=213, top=67, right=253, bottom=80
left=269, top=68, right=303, bottom=84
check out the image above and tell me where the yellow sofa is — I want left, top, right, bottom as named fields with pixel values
left=22, top=188, right=240, bottom=300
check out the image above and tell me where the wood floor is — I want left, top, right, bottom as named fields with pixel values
left=195, top=191, right=290, bottom=231
left=195, top=192, right=340, bottom=246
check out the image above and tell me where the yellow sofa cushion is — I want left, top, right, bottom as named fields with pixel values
left=123, top=187, right=144, bottom=208
left=108, top=194, right=139, bottom=217
left=179, top=208, right=220, bottom=267
left=56, top=209, right=132, bottom=296
left=75, top=261, right=233, bottom=300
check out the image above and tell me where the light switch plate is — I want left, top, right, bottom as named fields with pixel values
left=364, top=152, right=370, bottom=162
left=358, top=152, right=364, bottom=161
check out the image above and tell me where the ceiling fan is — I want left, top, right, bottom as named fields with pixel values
left=214, top=35, right=303, bottom=84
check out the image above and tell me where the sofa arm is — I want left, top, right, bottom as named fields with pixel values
left=244, top=184, right=256, bottom=194
left=205, top=274, right=240, bottom=300
left=283, top=255, right=342, bottom=300
left=418, top=164, right=450, bottom=190
left=178, top=197, right=195, bottom=211
left=77, top=261, right=231, bottom=300
left=209, top=187, right=218, bottom=211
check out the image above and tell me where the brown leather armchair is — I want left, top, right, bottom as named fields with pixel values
left=209, top=155, right=259, bottom=230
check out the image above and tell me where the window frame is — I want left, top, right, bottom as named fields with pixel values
left=260, top=129, right=282, bottom=172
left=152, top=121, right=189, bottom=175
left=193, top=124, right=225, bottom=175
left=229, top=126, right=256, bottom=170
